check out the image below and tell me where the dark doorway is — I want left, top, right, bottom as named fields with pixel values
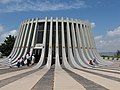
left=51, top=44, right=55, bottom=65
left=33, top=49, right=42, bottom=63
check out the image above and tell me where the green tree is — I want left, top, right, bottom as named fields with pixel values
left=0, top=35, right=16, bottom=56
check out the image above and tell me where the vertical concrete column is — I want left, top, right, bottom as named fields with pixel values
left=86, top=26, right=101, bottom=63
left=86, top=25, right=96, bottom=58
left=71, top=19, right=89, bottom=67
left=10, top=22, right=23, bottom=58
left=3, top=22, right=24, bottom=64
left=10, top=22, right=24, bottom=60
left=29, top=18, right=38, bottom=55
left=46, top=17, right=53, bottom=69
left=66, top=18, right=81, bottom=68
left=78, top=23, right=89, bottom=61
left=83, top=24, right=95, bottom=60
left=9, top=22, right=23, bottom=58
left=33, top=17, right=48, bottom=69
left=11, top=20, right=27, bottom=62
left=61, top=17, right=72, bottom=69
left=80, top=23, right=92, bottom=61
left=71, top=19, right=78, bottom=60
left=22, top=19, right=34, bottom=58
left=13, top=19, right=31, bottom=63
left=75, top=20, right=91, bottom=67
left=55, top=18, right=61, bottom=68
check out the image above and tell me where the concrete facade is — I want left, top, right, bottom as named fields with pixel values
left=4, top=17, right=112, bottom=68
left=0, top=52, right=2, bottom=58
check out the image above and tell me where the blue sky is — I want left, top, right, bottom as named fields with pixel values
left=0, top=0, right=120, bottom=52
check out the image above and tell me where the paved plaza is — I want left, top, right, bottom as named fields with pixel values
left=0, top=59, right=120, bottom=90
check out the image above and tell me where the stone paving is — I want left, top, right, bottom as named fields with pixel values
left=75, top=68, right=120, bottom=82
left=100, top=60, right=120, bottom=70
left=0, top=66, right=28, bottom=75
left=0, top=60, right=120, bottom=90
left=32, top=65, right=54, bottom=90
left=64, top=69, right=108, bottom=90
left=0, top=69, right=38, bottom=88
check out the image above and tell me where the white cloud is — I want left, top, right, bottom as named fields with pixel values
left=107, top=26, right=120, bottom=37
left=94, top=26, right=120, bottom=52
left=91, top=22, right=96, bottom=28
left=9, top=29, right=17, bottom=35
left=0, top=0, right=87, bottom=13
left=94, top=35, right=102, bottom=40
left=0, top=24, right=17, bottom=44
left=0, top=0, right=21, bottom=4
left=0, top=0, right=11, bottom=4
left=1, top=29, right=17, bottom=37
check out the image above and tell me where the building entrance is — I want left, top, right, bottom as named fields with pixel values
left=33, top=49, right=42, bottom=63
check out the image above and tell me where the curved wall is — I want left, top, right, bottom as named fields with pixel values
left=8, top=17, right=111, bottom=68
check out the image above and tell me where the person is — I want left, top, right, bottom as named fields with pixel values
left=8, top=56, right=12, bottom=68
left=21, top=57, right=25, bottom=66
left=17, top=58, right=21, bottom=68
left=89, top=60, right=93, bottom=65
left=26, top=52, right=31, bottom=66
left=93, top=58, right=99, bottom=65
left=31, top=54, right=35, bottom=65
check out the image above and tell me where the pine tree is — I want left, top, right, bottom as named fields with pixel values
left=0, top=35, right=15, bottom=56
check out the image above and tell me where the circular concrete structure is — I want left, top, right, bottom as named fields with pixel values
left=6, top=17, right=111, bottom=68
